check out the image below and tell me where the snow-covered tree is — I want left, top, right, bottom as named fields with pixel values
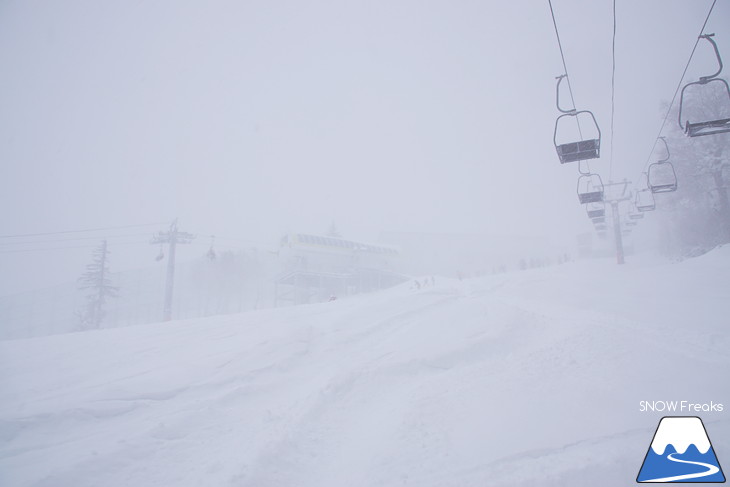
left=326, top=220, right=342, bottom=238
left=652, top=85, right=730, bottom=257
left=77, top=240, right=118, bottom=329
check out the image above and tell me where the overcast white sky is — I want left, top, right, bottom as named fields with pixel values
left=1, top=0, right=728, bottom=295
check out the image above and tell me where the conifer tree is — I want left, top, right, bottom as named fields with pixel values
left=77, top=240, right=118, bottom=329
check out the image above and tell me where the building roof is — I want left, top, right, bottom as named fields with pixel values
left=283, top=234, right=399, bottom=255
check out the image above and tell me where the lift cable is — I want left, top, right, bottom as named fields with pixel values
left=547, top=0, right=584, bottom=141
left=609, top=0, right=617, bottom=183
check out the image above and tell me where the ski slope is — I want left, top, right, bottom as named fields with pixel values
left=1, top=248, right=729, bottom=486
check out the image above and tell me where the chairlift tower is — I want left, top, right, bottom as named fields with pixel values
left=151, top=219, right=195, bottom=321
left=604, top=180, right=632, bottom=265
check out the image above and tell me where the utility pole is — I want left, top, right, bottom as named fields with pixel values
left=604, top=180, right=632, bottom=265
left=610, top=201, right=624, bottom=265
left=151, top=219, right=195, bottom=321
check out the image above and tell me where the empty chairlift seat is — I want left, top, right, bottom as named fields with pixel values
left=554, top=112, right=602, bottom=163
left=577, top=173, right=604, bottom=204
left=647, top=137, right=678, bottom=193
left=586, top=202, right=605, bottom=219
left=553, top=75, right=602, bottom=163
left=556, top=136, right=601, bottom=163
left=684, top=115, right=730, bottom=137
left=648, top=162, right=678, bottom=193
left=635, top=189, right=656, bottom=212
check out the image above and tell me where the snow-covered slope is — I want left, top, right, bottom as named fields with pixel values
left=1, top=249, right=729, bottom=486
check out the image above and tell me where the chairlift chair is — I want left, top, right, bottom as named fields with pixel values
left=591, top=216, right=605, bottom=224
left=678, top=34, right=730, bottom=137
left=586, top=201, right=605, bottom=219
left=647, top=137, right=678, bottom=193
left=635, top=188, right=656, bottom=212
left=595, top=224, right=607, bottom=231
left=625, top=220, right=638, bottom=227
left=628, top=205, right=645, bottom=220
left=554, top=75, right=602, bottom=163
left=648, top=163, right=678, bottom=193
left=577, top=173, right=604, bottom=204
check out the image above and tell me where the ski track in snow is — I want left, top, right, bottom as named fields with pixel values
left=1, top=249, right=729, bottom=486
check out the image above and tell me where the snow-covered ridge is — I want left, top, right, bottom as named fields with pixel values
left=650, top=417, right=712, bottom=455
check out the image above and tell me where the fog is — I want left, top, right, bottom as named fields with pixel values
left=1, top=0, right=729, bottom=295
left=2, top=3, right=730, bottom=485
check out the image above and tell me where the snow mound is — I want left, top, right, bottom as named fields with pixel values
left=1, top=252, right=729, bottom=487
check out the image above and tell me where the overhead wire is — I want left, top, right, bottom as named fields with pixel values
left=633, top=0, right=717, bottom=187
left=0, top=233, right=153, bottom=247
left=0, top=227, right=277, bottom=255
left=0, top=240, right=151, bottom=254
left=0, top=222, right=168, bottom=239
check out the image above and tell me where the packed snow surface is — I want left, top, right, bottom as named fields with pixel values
left=1, top=248, right=729, bottom=486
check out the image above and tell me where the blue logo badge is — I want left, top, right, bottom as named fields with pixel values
left=637, top=416, right=725, bottom=483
